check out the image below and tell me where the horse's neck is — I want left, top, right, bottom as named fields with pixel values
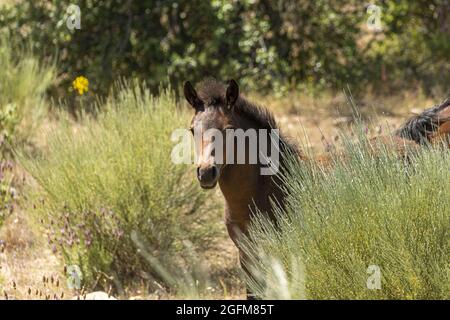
left=219, top=150, right=285, bottom=228
left=219, top=163, right=261, bottom=216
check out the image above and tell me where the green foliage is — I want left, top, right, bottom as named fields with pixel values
left=244, top=138, right=449, bottom=299
left=0, top=103, right=18, bottom=153
left=0, top=161, right=14, bottom=227
left=0, top=36, right=55, bottom=156
left=20, top=82, right=219, bottom=293
left=366, top=0, right=450, bottom=95
left=0, top=1, right=447, bottom=95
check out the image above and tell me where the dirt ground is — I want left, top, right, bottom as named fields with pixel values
left=0, top=91, right=438, bottom=299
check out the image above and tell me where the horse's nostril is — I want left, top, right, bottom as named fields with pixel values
left=211, top=166, right=218, bottom=179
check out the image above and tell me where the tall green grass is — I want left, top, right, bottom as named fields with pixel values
left=0, top=160, right=14, bottom=227
left=0, top=36, right=55, bottom=156
left=244, top=137, right=449, bottom=299
left=20, top=82, right=219, bottom=295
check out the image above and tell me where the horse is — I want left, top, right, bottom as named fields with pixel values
left=395, top=97, right=450, bottom=148
left=184, top=78, right=300, bottom=299
left=183, top=78, right=448, bottom=299
left=364, top=97, right=450, bottom=160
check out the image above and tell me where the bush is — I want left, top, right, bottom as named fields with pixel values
left=0, top=160, right=14, bottom=227
left=1, top=1, right=448, bottom=94
left=244, top=137, right=449, bottom=299
left=20, top=82, right=219, bottom=294
left=0, top=36, right=55, bottom=156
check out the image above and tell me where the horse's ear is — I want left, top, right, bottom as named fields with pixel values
left=226, top=79, right=239, bottom=110
left=184, top=81, right=202, bottom=109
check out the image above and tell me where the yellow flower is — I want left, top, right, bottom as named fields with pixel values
left=72, top=76, right=89, bottom=95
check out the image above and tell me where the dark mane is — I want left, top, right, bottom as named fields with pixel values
left=395, top=97, right=450, bottom=144
left=197, top=78, right=278, bottom=130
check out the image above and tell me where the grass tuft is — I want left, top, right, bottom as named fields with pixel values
left=244, top=134, right=449, bottom=299
left=19, top=81, right=220, bottom=295
left=0, top=36, right=55, bottom=156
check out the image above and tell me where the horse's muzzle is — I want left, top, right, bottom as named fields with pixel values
left=197, top=165, right=219, bottom=189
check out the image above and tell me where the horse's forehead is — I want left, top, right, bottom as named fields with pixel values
left=438, top=105, right=450, bottom=119
left=193, top=107, right=228, bottom=128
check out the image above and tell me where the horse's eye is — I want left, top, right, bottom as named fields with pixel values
left=223, top=126, right=235, bottom=131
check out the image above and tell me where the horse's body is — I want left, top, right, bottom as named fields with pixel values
left=183, top=79, right=449, bottom=299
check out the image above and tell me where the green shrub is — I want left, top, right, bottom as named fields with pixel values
left=0, top=160, right=14, bottom=227
left=0, top=36, right=55, bottom=156
left=20, top=82, right=219, bottom=294
left=1, top=1, right=447, bottom=94
left=244, top=138, right=449, bottom=299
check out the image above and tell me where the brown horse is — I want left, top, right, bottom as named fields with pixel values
left=395, top=97, right=450, bottom=148
left=184, top=78, right=448, bottom=299
left=184, top=79, right=299, bottom=299
left=365, top=97, right=450, bottom=161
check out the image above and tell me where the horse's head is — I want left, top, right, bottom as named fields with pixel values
left=183, top=79, right=239, bottom=189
